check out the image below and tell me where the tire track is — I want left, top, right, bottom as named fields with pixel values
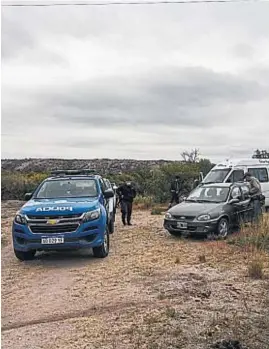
left=2, top=299, right=158, bottom=332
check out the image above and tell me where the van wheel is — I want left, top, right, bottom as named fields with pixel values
left=216, top=218, right=229, bottom=239
left=14, top=249, right=36, bottom=261
left=93, top=227, right=109, bottom=258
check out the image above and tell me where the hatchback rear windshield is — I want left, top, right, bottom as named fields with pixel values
left=35, top=179, right=98, bottom=199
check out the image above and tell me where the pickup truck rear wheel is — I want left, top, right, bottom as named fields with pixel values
left=92, top=227, right=109, bottom=258
left=14, top=249, right=36, bottom=261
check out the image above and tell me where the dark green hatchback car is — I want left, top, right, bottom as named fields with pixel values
left=164, top=182, right=254, bottom=238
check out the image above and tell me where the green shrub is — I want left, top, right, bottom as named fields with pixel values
left=151, top=207, right=163, bottom=215
left=1, top=159, right=212, bottom=202
left=134, top=195, right=154, bottom=209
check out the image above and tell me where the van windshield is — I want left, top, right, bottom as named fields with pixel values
left=203, top=169, right=231, bottom=184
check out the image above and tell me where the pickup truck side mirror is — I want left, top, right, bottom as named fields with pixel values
left=24, top=192, right=33, bottom=201
left=228, top=198, right=240, bottom=205
left=103, top=189, right=114, bottom=199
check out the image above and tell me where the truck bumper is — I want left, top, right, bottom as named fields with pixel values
left=12, top=222, right=106, bottom=252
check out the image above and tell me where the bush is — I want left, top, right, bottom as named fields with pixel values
left=1, top=160, right=210, bottom=202
left=248, top=258, right=264, bottom=279
left=1, top=171, right=48, bottom=200
left=134, top=195, right=154, bottom=209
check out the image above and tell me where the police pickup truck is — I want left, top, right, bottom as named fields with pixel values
left=12, top=170, right=116, bottom=261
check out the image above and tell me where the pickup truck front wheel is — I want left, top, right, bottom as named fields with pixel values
left=14, top=249, right=36, bottom=261
left=93, top=227, right=110, bottom=258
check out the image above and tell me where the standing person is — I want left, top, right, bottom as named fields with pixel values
left=117, top=181, right=137, bottom=226
left=168, top=175, right=182, bottom=209
left=244, top=172, right=262, bottom=223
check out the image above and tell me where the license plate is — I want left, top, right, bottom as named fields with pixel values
left=41, top=237, right=64, bottom=244
left=177, top=222, right=188, bottom=229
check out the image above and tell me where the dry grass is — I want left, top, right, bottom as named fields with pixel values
left=248, top=258, right=264, bottom=279
left=2, top=203, right=269, bottom=349
left=228, top=214, right=269, bottom=280
left=228, top=215, right=269, bottom=252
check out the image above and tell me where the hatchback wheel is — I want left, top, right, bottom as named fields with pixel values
left=216, top=218, right=229, bottom=238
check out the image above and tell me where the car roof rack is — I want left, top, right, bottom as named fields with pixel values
left=50, top=169, right=97, bottom=177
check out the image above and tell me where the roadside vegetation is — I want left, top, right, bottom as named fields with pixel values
left=1, top=157, right=214, bottom=202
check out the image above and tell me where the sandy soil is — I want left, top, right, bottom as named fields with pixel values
left=1, top=201, right=269, bottom=349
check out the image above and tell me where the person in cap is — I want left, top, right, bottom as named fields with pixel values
left=244, top=172, right=262, bottom=223
left=168, top=175, right=183, bottom=209
left=116, top=181, right=137, bottom=226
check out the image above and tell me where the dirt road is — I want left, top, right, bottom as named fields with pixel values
left=1, top=201, right=269, bottom=349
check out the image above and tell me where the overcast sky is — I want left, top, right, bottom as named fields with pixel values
left=2, top=1, right=269, bottom=162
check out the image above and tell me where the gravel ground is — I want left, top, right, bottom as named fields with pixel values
left=1, top=201, right=269, bottom=349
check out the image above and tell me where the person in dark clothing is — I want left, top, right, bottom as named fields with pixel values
left=116, top=181, right=137, bottom=226
left=244, top=172, right=263, bottom=223
left=168, top=175, right=182, bottom=208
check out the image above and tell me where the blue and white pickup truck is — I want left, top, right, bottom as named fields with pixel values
left=12, top=170, right=116, bottom=261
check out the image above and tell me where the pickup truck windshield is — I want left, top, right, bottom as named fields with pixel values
left=35, top=179, right=98, bottom=199
left=203, top=169, right=231, bottom=184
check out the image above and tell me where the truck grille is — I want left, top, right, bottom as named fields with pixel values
left=29, top=224, right=79, bottom=234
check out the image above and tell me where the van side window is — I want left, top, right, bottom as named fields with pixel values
left=226, top=170, right=244, bottom=183
left=247, top=168, right=269, bottom=183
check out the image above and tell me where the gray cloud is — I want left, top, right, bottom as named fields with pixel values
left=2, top=3, right=269, bottom=161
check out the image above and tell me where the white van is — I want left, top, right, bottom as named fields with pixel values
left=201, top=158, right=269, bottom=211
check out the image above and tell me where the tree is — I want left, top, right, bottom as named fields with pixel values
left=252, top=149, right=269, bottom=159
left=199, top=158, right=215, bottom=176
left=181, top=148, right=200, bottom=163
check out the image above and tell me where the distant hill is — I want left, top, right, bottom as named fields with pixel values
left=1, top=158, right=178, bottom=174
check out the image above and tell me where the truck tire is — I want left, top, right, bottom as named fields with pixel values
left=93, top=227, right=109, bottom=258
left=109, top=217, right=115, bottom=234
left=14, top=249, right=36, bottom=261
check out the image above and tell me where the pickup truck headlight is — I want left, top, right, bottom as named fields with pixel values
left=83, top=209, right=100, bottom=222
left=165, top=212, right=173, bottom=220
left=197, top=214, right=211, bottom=221
left=14, top=214, right=27, bottom=225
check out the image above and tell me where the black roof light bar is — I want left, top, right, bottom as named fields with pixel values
left=50, top=169, right=97, bottom=176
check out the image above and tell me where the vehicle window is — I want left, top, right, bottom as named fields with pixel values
left=99, top=178, right=106, bottom=192
left=187, top=186, right=229, bottom=202
left=230, top=186, right=242, bottom=200
left=203, top=169, right=231, bottom=184
left=247, top=168, right=269, bottom=183
left=35, top=179, right=98, bottom=198
left=226, top=170, right=244, bottom=183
